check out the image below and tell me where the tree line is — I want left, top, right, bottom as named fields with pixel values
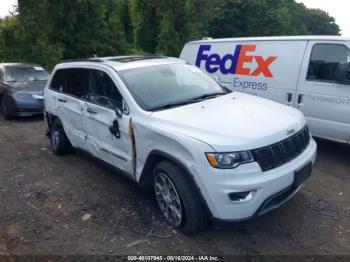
left=0, top=0, right=340, bottom=69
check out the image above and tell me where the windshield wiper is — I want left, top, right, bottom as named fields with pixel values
left=189, top=92, right=226, bottom=102
left=152, top=100, right=196, bottom=111
left=151, top=92, right=227, bottom=111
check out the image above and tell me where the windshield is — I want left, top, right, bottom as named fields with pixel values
left=119, top=63, right=229, bottom=111
left=4, top=66, right=50, bottom=82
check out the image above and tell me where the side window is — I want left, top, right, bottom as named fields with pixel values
left=307, top=44, right=350, bottom=82
left=0, top=69, right=3, bottom=81
left=50, top=69, right=69, bottom=92
left=66, top=68, right=89, bottom=99
left=88, top=70, right=123, bottom=109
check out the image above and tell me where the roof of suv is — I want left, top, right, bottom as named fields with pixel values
left=58, top=55, right=184, bottom=71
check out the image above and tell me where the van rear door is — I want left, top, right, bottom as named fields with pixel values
left=180, top=40, right=307, bottom=107
left=296, top=41, right=350, bottom=143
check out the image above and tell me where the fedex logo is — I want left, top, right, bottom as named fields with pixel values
left=195, top=45, right=277, bottom=78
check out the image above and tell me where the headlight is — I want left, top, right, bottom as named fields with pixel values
left=206, top=151, right=253, bottom=169
left=32, top=93, right=44, bottom=101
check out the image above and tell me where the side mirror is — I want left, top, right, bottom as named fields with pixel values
left=114, top=99, right=130, bottom=118
left=122, top=99, right=130, bottom=115
left=335, top=62, right=350, bottom=84
left=115, top=108, right=123, bottom=118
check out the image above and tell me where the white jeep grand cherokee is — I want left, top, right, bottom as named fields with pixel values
left=44, top=56, right=317, bottom=235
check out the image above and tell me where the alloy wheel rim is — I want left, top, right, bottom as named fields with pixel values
left=155, top=172, right=183, bottom=227
left=51, top=130, right=59, bottom=148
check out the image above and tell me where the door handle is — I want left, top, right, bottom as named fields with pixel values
left=297, top=94, right=304, bottom=108
left=87, top=108, right=97, bottom=114
left=285, top=92, right=293, bottom=106
left=57, top=98, right=67, bottom=103
left=297, top=94, right=304, bottom=104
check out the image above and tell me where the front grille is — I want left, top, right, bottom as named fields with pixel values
left=252, top=126, right=310, bottom=172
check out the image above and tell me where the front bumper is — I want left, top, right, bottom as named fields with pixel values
left=192, top=138, right=317, bottom=221
left=8, top=94, right=44, bottom=116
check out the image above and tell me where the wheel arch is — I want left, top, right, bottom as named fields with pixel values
left=45, top=112, right=63, bottom=130
left=44, top=112, right=64, bottom=137
left=2, top=92, right=16, bottom=117
left=138, top=149, right=212, bottom=217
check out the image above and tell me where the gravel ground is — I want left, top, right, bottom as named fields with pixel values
left=0, top=115, right=349, bottom=258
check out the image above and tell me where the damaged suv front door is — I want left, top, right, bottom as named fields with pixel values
left=83, top=68, right=133, bottom=175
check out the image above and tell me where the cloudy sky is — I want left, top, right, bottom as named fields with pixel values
left=0, top=0, right=16, bottom=17
left=295, top=0, right=349, bottom=36
left=0, top=0, right=349, bottom=36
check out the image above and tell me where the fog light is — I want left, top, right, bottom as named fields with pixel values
left=228, top=190, right=257, bottom=202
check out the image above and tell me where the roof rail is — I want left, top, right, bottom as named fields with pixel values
left=107, top=55, right=166, bottom=63
left=62, top=58, right=104, bottom=63
left=61, top=55, right=167, bottom=64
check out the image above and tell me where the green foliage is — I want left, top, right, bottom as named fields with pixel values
left=157, top=0, right=189, bottom=56
left=207, top=0, right=340, bottom=37
left=0, top=0, right=341, bottom=69
left=131, top=0, right=160, bottom=53
left=0, top=16, right=20, bottom=61
left=302, top=8, right=340, bottom=35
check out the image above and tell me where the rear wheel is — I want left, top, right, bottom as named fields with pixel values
left=50, top=118, right=70, bottom=155
left=153, top=161, right=208, bottom=235
left=2, top=96, right=14, bottom=120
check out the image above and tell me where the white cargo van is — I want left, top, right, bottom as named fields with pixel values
left=180, top=36, right=350, bottom=144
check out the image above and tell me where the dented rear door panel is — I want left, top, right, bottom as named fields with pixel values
left=57, top=94, right=86, bottom=149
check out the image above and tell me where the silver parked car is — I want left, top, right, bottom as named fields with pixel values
left=0, top=63, right=50, bottom=119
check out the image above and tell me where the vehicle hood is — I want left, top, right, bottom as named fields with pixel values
left=150, top=92, right=306, bottom=151
left=5, top=81, right=47, bottom=93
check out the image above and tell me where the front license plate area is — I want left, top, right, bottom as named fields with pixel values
left=294, top=162, right=312, bottom=187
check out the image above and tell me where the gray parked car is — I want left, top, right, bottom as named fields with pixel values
left=0, top=63, right=50, bottom=119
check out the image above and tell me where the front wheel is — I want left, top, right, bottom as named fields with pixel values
left=2, top=96, right=14, bottom=120
left=153, top=161, right=208, bottom=235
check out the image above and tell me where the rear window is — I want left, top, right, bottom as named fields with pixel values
left=50, top=69, right=69, bottom=92
left=4, top=66, right=49, bottom=82
left=50, top=68, right=89, bottom=99
left=66, top=69, right=89, bottom=98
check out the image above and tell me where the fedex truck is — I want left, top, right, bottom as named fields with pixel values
left=180, top=36, right=350, bottom=144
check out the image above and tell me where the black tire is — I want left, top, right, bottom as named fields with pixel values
left=50, top=118, right=70, bottom=155
left=153, top=161, right=208, bottom=235
left=2, top=95, right=14, bottom=120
